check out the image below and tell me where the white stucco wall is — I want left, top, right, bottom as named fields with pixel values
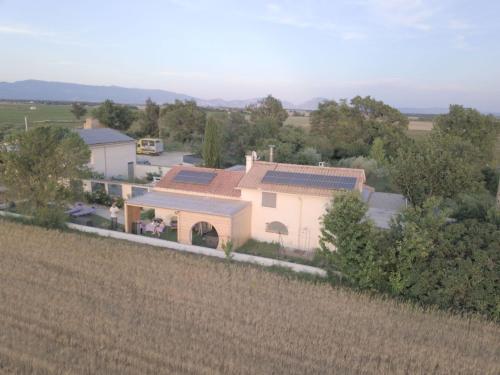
left=240, top=188, right=334, bottom=252
left=88, top=142, right=136, bottom=178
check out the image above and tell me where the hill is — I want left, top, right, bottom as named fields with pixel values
left=0, top=80, right=194, bottom=106
left=1, top=219, right=498, bottom=374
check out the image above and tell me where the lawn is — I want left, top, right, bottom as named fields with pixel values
left=0, top=103, right=84, bottom=136
left=284, top=114, right=310, bottom=128
left=1, top=220, right=498, bottom=374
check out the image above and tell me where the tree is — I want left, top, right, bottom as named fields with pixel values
left=435, top=105, right=499, bottom=164
left=70, top=102, right=87, bottom=120
left=138, top=98, right=160, bottom=137
left=390, top=133, right=482, bottom=206
left=0, top=127, right=90, bottom=226
left=92, top=99, right=135, bottom=131
left=202, top=117, right=222, bottom=168
left=319, top=193, right=385, bottom=288
left=248, top=95, right=288, bottom=125
left=159, top=100, right=206, bottom=145
left=310, top=96, right=408, bottom=160
left=385, top=197, right=500, bottom=319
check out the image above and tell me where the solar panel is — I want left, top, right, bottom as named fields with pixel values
left=174, top=170, right=216, bottom=185
left=261, top=170, right=357, bottom=190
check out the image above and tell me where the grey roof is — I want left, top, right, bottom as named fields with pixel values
left=225, top=164, right=246, bottom=172
left=367, top=192, right=407, bottom=211
left=75, top=128, right=135, bottom=146
left=366, top=192, right=407, bottom=229
left=126, top=191, right=250, bottom=217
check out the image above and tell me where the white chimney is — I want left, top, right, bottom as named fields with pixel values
left=246, top=151, right=257, bottom=173
left=269, top=145, right=275, bottom=163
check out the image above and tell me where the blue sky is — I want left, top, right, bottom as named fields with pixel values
left=1, top=0, right=500, bottom=110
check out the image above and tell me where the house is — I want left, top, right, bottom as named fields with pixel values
left=76, top=128, right=136, bottom=179
left=124, top=153, right=367, bottom=252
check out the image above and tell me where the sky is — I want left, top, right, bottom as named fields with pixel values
left=1, top=0, right=500, bottom=111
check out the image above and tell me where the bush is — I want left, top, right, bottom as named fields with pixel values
left=141, top=208, right=155, bottom=220
left=32, top=207, right=68, bottom=230
left=84, top=190, right=123, bottom=208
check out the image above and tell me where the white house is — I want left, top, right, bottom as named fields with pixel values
left=76, top=128, right=136, bottom=179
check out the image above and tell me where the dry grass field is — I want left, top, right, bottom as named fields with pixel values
left=1, top=220, right=499, bottom=374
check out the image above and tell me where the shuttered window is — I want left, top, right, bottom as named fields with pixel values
left=261, top=192, right=276, bottom=208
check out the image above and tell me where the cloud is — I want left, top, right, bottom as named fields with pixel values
left=263, top=3, right=336, bottom=31
left=366, top=0, right=435, bottom=31
left=0, top=24, right=54, bottom=37
left=262, top=2, right=367, bottom=40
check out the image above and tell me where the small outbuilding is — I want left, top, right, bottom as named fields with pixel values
left=76, top=128, right=136, bottom=179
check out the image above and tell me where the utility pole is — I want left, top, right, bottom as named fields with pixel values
left=24, top=116, right=28, bottom=132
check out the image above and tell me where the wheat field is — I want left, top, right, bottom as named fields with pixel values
left=0, top=220, right=499, bottom=374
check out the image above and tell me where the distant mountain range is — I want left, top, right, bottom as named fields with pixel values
left=1, top=80, right=492, bottom=115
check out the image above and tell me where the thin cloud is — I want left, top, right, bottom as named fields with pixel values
left=0, top=24, right=54, bottom=37
left=366, top=0, right=435, bottom=31
left=262, top=2, right=366, bottom=40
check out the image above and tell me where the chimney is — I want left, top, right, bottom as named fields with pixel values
left=269, top=145, right=275, bottom=163
left=246, top=151, right=256, bottom=173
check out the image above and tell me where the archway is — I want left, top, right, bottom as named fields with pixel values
left=191, top=221, right=219, bottom=249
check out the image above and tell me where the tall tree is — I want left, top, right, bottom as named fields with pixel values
left=139, top=98, right=160, bottom=137
left=92, top=99, right=135, bottom=131
left=310, top=96, right=408, bottom=160
left=248, top=95, right=288, bottom=124
left=0, top=127, right=90, bottom=225
left=159, top=100, right=206, bottom=144
left=434, top=105, right=499, bottom=164
left=70, top=102, right=87, bottom=120
left=390, top=133, right=482, bottom=206
left=202, top=117, right=222, bottom=168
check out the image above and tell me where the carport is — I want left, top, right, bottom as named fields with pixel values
left=125, top=191, right=251, bottom=249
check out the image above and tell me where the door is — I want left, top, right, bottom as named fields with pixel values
left=128, top=162, right=134, bottom=180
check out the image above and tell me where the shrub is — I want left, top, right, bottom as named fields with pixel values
left=32, top=206, right=68, bottom=230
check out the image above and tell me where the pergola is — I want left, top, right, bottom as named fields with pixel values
left=124, top=191, right=251, bottom=249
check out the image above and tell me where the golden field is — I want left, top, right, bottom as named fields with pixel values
left=0, top=220, right=499, bottom=374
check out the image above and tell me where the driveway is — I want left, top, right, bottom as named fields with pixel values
left=137, top=151, right=190, bottom=167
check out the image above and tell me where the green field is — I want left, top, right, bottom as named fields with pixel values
left=284, top=115, right=310, bottom=128
left=0, top=103, right=83, bottom=135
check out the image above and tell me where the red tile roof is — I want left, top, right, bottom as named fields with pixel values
left=155, top=165, right=244, bottom=198
left=237, top=161, right=366, bottom=197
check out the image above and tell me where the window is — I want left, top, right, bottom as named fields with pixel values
left=261, top=192, right=276, bottom=208
left=108, top=183, right=123, bottom=197
left=91, top=182, right=105, bottom=193
left=131, top=187, right=148, bottom=197
left=266, top=221, right=288, bottom=235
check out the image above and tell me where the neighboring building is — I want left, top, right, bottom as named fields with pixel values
left=76, top=128, right=136, bottom=179
left=363, top=191, right=407, bottom=229
left=124, top=153, right=368, bottom=252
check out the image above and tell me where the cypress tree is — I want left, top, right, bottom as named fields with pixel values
left=202, top=118, right=222, bottom=168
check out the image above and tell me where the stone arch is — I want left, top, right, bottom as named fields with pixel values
left=191, top=221, right=219, bottom=249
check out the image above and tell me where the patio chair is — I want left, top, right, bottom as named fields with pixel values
left=65, top=202, right=85, bottom=215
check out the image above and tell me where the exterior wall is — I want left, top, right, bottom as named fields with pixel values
left=88, top=142, right=136, bottom=178
left=230, top=205, right=252, bottom=248
left=240, top=188, right=333, bottom=252
left=125, top=204, right=246, bottom=251
left=178, top=212, right=232, bottom=250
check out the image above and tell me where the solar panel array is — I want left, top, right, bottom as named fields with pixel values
left=174, top=170, right=216, bottom=185
left=262, top=170, right=357, bottom=190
